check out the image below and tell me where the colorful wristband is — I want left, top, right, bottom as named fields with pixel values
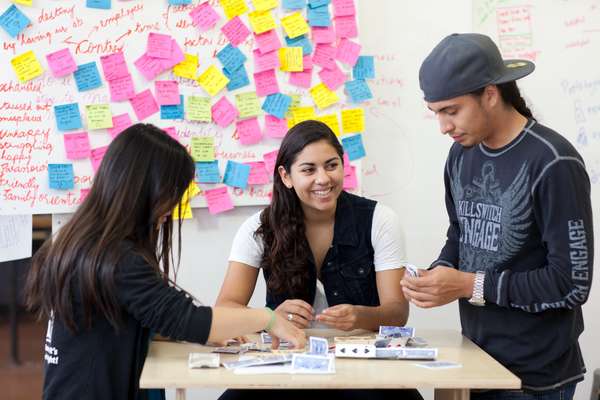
left=264, top=307, right=276, bottom=331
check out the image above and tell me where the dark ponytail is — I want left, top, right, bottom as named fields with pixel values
left=470, top=81, right=534, bottom=119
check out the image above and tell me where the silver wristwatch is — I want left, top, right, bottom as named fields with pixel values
left=468, top=271, right=486, bottom=306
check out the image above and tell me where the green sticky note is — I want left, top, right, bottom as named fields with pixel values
left=85, top=104, right=113, bottom=130
left=186, top=96, right=212, bottom=122
left=191, top=136, right=215, bottom=162
left=235, top=91, right=261, bottom=119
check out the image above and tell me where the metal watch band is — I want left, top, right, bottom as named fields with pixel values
left=468, top=271, right=485, bottom=306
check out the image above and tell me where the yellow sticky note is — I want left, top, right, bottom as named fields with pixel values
left=235, top=92, right=261, bottom=119
left=316, top=113, right=341, bottom=136
left=251, top=0, right=278, bottom=11
left=219, top=0, right=248, bottom=19
left=85, top=104, right=113, bottom=130
left=310, top=83, right=340, bottom=110
left=341, top=108, right=365, bottom=133
left=248, top=10, right=277, bottom=34
left=279, top=47, right=303, bottom=72
left=280, top=12, right=309, bottom=39
left=186, top=96, right=212, bottom=122
left=173, top=182, right=201, bottom=220
left=197, top=65, right=229, bottom=97
left=13, top=0, right=33, bottom=5
left=173, top=53, right=198, bottom=80
left=11, top=50, right=44, bottom=83
left=191, top=136, right=215, bottom=162
left=288, top=106, right=316, bottom=129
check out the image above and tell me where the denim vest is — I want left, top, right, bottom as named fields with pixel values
left=264, top=191, right=380, bottom=310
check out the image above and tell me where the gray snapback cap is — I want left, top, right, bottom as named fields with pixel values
left=419, top=33, right=535, bottom=102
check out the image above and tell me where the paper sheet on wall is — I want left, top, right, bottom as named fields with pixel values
left=0, top=215, right=32, bottom=262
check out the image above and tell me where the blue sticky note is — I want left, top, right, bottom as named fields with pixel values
left=86, top=0, right=111, bottom=10
left=54, top=103, right=83, bottom=131
left=196, top=161, right=221, bottom=184
left=161, top=95, right=184, bottom=120
left=341, top=134, right=366, bottom=161
left=307, top=4, right=331, bottom=27
left=262, top=93, right=292, bottom=119
left=48, top=164, right=75, bottom=190
left=224, top=65, right=250, bottom=91
left=353, top=56, right=375, bottom=80
left=309, top=0, right=330, bottom=8
left=169, top=0, right=192, bottom=4
left=0, top=5, right=31, bottom=38
left=283, top=0, right=306, bottom=9
left=217, top=44, right=247, bottom=73
left=345, top=79, right=373, bottom=103
left=285, top=35, right=313, bottom=56
left=223, top=160, right=251, bottom=189
left=73, top=62, right=102, bottom=92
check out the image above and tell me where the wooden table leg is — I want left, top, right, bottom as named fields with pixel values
left=175, top=388, right=186, bottom=400
left=434, top=389, right=470, bottom=400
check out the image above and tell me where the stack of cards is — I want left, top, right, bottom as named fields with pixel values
left=291, top=353, right=336, bottom=374
left=188, top=353, right=220, bottom=369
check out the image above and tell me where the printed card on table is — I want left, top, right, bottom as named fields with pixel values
left=191, top=137, right=215, bottom=162
left=11, top=50, right=43, bottom=82
left=48, top=164, right=74, bottom=190
left=204, top=186, right=234, bottom=215
left=74, top=62, right=102, bottom=92
left=46, top=48, right=77, bottom=78
left=85, top=104, right=113, bottom=130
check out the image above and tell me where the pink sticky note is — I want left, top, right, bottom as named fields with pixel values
left=130, top=89, right=159, bottom=121
left=205, top=186, right=234, bottom=214
left=189, top=2, right=220, bottom=32
left=334, top=15, right=358, bottom=38
left=46, top=48, right=77, bottom=78
left=319, top=64, right=347, bottom=90
left=63, top=131, right=91, bottom=160
left=253, top=48, right=280, bottom=73
left=343, top=164, right=357, bottom=189
left=289, top=69, right=312, bottom=88
left=108, top=113, right=132, bottom=138
left=263, top=149, right=278, bottom=177
left=160, top=39, right=185, bottom=70
left=147, top=32, right=172, bottom=59
left=313, top=44, right=337, bottom=69
left=236, top=117, right=263, bottom=145
left=332, top=0, right=356, bottom=17
left=134, top=53, right=165, bottom=81
left=211, top=96, right=239, bottom=127
left=311, top=26, right=336, bottom=44
left=155, top=80, right=180, bottom=106
left=100, top=52, right=129, bottom=81
left=343, top=152, right=351, bottom=168
left=162, top=126, right=179, bottom=141
left=303, top=55, right=313, bottom=70
left=245, top=161, right=269, bottom=185
left=264, top=115, right=288, bottom=138
left=91, top=145, right=109, bottom=173
left=221, top=16, right=251, bottom=47
left=254, top=69, right=279, bottom=97
left=336, top=38, right=362, bottom=66
left=79, top=188, right=91, bottom=203
left=108, top=74, right=136, bottom=102
left=254, top=29, right=281, bottom=54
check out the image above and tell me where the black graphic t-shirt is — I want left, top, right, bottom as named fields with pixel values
left=434, top=119, right=594, bottom=390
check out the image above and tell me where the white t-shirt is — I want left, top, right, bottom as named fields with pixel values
left=228, top=203, right=407, bottom=324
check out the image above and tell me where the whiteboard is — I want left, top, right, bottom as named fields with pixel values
left=0, top=0, right=365, bottom=214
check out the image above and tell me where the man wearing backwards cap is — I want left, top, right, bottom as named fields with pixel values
left=401, top=33, right=593, bottom=399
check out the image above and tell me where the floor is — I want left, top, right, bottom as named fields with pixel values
left=0, top=311, right=45, bottom=400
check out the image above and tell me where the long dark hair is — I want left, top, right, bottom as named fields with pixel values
left=472, top=81, right=534, bottom=118
left=256, top=120, right=344, bottom=299
left=25, top=123, right=195, bottom=332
